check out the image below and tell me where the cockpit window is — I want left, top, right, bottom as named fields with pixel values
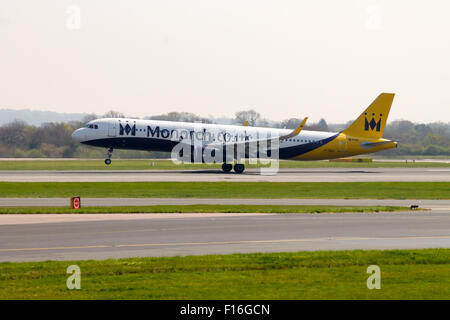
left=85, top=124, right=99, bottom=129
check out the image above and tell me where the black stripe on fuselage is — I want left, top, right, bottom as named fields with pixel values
left=81, top=133, right=340, bottom=159
left=279, top=133, right=340, bottom=159
left=81, top=137, right=178, bottom=152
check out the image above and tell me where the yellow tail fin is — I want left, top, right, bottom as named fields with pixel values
left=342, top=93, right=395, bottom=139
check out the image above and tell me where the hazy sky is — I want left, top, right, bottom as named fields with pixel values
left=1, top=0, right=449, bottom=123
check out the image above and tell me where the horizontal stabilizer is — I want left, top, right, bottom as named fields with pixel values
left=361, top=140, right=397, bottom=149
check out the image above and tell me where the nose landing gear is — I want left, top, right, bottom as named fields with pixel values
left=104, top=148, right=113, bottom=165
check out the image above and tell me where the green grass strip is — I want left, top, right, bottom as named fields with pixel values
left=0, top=182, right=448, bottom=199
left=0, top=159, right=449, bottom=170
left=0, top=249, right=448, bottom=299
left=0, top=205, right=408, bottom=214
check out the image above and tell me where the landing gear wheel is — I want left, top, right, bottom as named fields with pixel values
left=222, top=163, right=233, bottom=172
left=104, top=147, right=113, bottom=165
left=233, top=163, right=245, bottom=174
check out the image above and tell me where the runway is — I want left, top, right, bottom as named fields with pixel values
left=1, top=167, right=448, bottom=262
left=0, top=210, right=449, bottom=262
left=1, top=167, right=450, bottom=182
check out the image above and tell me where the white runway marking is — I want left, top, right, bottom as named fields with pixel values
left=2, top=235, right=449, bottom=253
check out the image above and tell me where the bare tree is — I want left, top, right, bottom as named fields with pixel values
left=82, top=113, right=98, bottom=122
left=146, top=112, right=211, bottom=123
left=280, top=118, right=302, bottom=129
left=103, top=110, right=125, bottom=118
left=0, top=120, right=27, bottom=146
left=234, top=110, right=260, bottom=126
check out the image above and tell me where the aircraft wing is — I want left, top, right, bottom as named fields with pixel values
left=278, top=117, right=308, bottom=141
left=205, top=117, right=308, bottom=150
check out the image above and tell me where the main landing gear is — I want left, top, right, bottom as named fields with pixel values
left=221, top=163, right=232, bottom=172
left=221, top=163, right=245, bottom=174
left=233, top=163, right=245, bottom=174
left=104, top=147, right=113, bottom=165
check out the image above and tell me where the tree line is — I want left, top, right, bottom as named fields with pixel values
left=0, top=110, right=449, bottom=158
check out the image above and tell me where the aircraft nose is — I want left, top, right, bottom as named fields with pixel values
left=72, top=129, right=84, bottom=142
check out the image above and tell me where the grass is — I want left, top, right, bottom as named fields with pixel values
left=0, top=249, right=448, bottom=299
left=0, top=205, right=408, bottom=214
left=0, top=182, right=448, bottom=199
left=0, top=159, right=449, bottom=170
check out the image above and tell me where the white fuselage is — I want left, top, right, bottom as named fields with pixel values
left=72, top=118, right=338, bottom=160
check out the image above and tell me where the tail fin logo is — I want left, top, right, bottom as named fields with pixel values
left=364, top=113, right=382, bottom=132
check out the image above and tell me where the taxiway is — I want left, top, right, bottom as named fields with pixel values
left=0, top=167, right=449, bottom=182
left=0, top=210, right=448, bottom=262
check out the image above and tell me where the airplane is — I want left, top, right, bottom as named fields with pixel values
left=72, top=93, right=398, bottom=174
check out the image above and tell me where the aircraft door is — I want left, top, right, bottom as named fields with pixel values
left=108, top=121, right=117, bottom=137
left=338, top=134, right=348, bottom=152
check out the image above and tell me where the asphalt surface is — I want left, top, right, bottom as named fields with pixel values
left=1, top=198, right=449, bottom=209
left=0, top=210, right=449, bottom=262
left=0, top=167, right=448, bottom=262
left=1, top=167, right=449, bottom=182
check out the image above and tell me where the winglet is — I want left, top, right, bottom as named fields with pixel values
left=243, top=120, right=249, bottom=126
left=280, top=117, right=308, bottom=140
left=293, top=117, right=308, bottom=135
